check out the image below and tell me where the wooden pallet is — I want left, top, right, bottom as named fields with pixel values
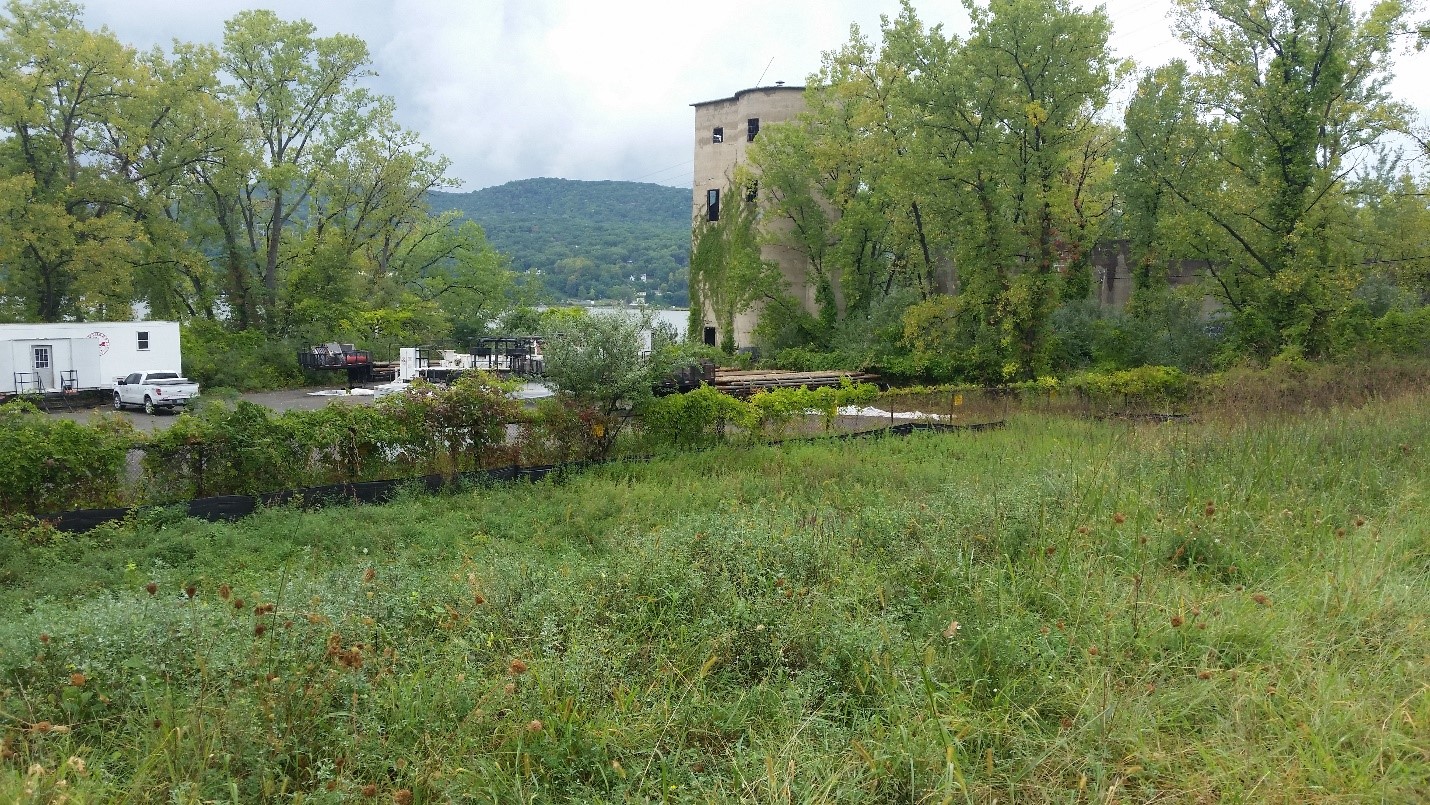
left=711, top=369, right=880, bottom=397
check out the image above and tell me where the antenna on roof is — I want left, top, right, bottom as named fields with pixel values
left=755, top=57, right=774, bottom=87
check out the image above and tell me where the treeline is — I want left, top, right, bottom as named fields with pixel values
left=428, top=179, right=691, bottom=306
left=0, top=1, right=512, bottom=350
left=695, top=0, right=1430, bottom=381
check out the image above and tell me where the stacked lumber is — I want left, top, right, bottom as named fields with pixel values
left=712, top=369, right=880, bottom=397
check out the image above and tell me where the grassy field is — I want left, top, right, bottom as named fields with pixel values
left=1, top=393, right=1426, bottom=802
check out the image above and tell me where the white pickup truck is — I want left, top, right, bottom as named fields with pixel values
left=113, top=371, right=200, bottom=414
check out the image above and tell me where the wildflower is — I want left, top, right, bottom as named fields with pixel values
left=527, top=719, right=543, bottom=732
left=1113, top=512, right=1126, bottom=525
left=145, top=582, right=157, bottom=596
left=218, top=584, right=231, bottom=600
left=508, top=658, right=528, bottom=675
left=1170, top=615, right=1183, bottom=628
left=70, top=673, right=85, bottom=687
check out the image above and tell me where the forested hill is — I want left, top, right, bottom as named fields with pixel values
left=428, top=178, right=692, bottom=306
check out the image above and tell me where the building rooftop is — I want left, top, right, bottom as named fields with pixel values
left=691, top=84, right=806, bottom=108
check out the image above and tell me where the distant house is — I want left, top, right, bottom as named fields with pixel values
left=0, top=321, right=182, bottom=395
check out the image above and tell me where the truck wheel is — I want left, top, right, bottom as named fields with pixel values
left=144, top=396, right=156, bottom=415
left=113, top=392, right=124, bottom=411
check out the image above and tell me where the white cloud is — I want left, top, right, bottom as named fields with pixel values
left=69, top=0, right=1430, bottom=190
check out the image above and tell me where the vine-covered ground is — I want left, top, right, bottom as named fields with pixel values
left=2, top=394, right=1426, bottom=802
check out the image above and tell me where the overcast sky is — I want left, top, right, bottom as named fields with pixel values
left=75, top=0, right=1430, bottom=191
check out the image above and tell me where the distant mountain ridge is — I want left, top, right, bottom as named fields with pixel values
left=427, top=178, right=692, bottom=306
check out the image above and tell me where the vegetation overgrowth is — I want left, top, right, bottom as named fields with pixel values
left=1, top=388, right=1426, bottom=801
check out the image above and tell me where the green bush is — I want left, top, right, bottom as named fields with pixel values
left=639, top=384, right=758, bottom=448
left=181, top=320, right=303, bottom=391
left=1067, top=365, right=1196, bottom=408
left=0, top=401, right=136, bottom=515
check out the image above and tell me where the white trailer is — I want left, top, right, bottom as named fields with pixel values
left=0, top=321, right=182, bottom=394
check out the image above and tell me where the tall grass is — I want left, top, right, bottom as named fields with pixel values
left=1, top=394, right=1426, bottom=802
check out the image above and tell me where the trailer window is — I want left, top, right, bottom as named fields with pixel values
left=137, top=331, right=149, bottom=350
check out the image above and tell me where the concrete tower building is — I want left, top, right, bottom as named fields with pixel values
left=690, top=85, right=808, bottom=349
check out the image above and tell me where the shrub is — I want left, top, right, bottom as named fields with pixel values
left=0, top=401, right=135, bottom=515
left=639, top=384, right=758, bottom=448
left=1067, top=365, right=1195, bottom=409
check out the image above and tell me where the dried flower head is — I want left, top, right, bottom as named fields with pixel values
left=360, top=784, right=378, bottom=798
left=504, top=682, right=516, bottom=695
left=1354, top=516, right=1366, bottom=527
left=254, top=623, right=267, bottom=637
left=473, top=592, right=486, bottom=605
left=218, top=584, right=231, bottom=600
left=1170, top=615, right=1183, bottom=628
left=1045, top=545, right=1056, bottom=556
left=31, top=721, right=52, bottom=734
left=1335, top=527, right=1346, bottom=538
left=394, top=789, right=413, bottom=805
left=70, top=673, right=85, bottom=687
left=233, top=598, right=245, bottom=610
left=363, top=568, right=376, bottom=583
left=1059, top=717, right=1073, bottom=730
left=942, top=620, right=961, bottom=638
left=1198, top=670, right=1212, bottom=680
left=526, top=720, right=543, bottom=733
left=185, top=585, right=197, bottom=599
left=1113, top=512, right=1126, bottom=524
left=1077, top=525, right=1090, bottom=535
left=508, top=658, right=528, bottom=675
left=145, top=582, right=157, bottom=596
left=1087, top=646, right=1100, bottom=657
left=39, top=633, right=49, bottom=644
left=1251, top=593, right=1270, bottom=607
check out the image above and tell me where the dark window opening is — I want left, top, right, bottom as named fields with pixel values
left=747, top=117, right=760, bottom=141
left=744, top=180, right=759, bottom=202
left=137, top=331, right=150, bottom=350
left=712, top=126, right=723, bottom=143
left=703, top=326, right=717, bottom=347
left=706, top=188, right=720, bottom=222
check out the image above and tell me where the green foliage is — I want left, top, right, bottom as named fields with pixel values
left=180, top=320, right=304, bottom=391
left=1, top=395, right=1425, bottom=800
left=428, top=179, right=690, bottom=306
left=1067, top=365, right=1196, bottom=408
left=638, top=384, right=758, bottom=448
left=138, top=377, right=523, bottom=501
left=0, top=400, right=134, bottom=515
